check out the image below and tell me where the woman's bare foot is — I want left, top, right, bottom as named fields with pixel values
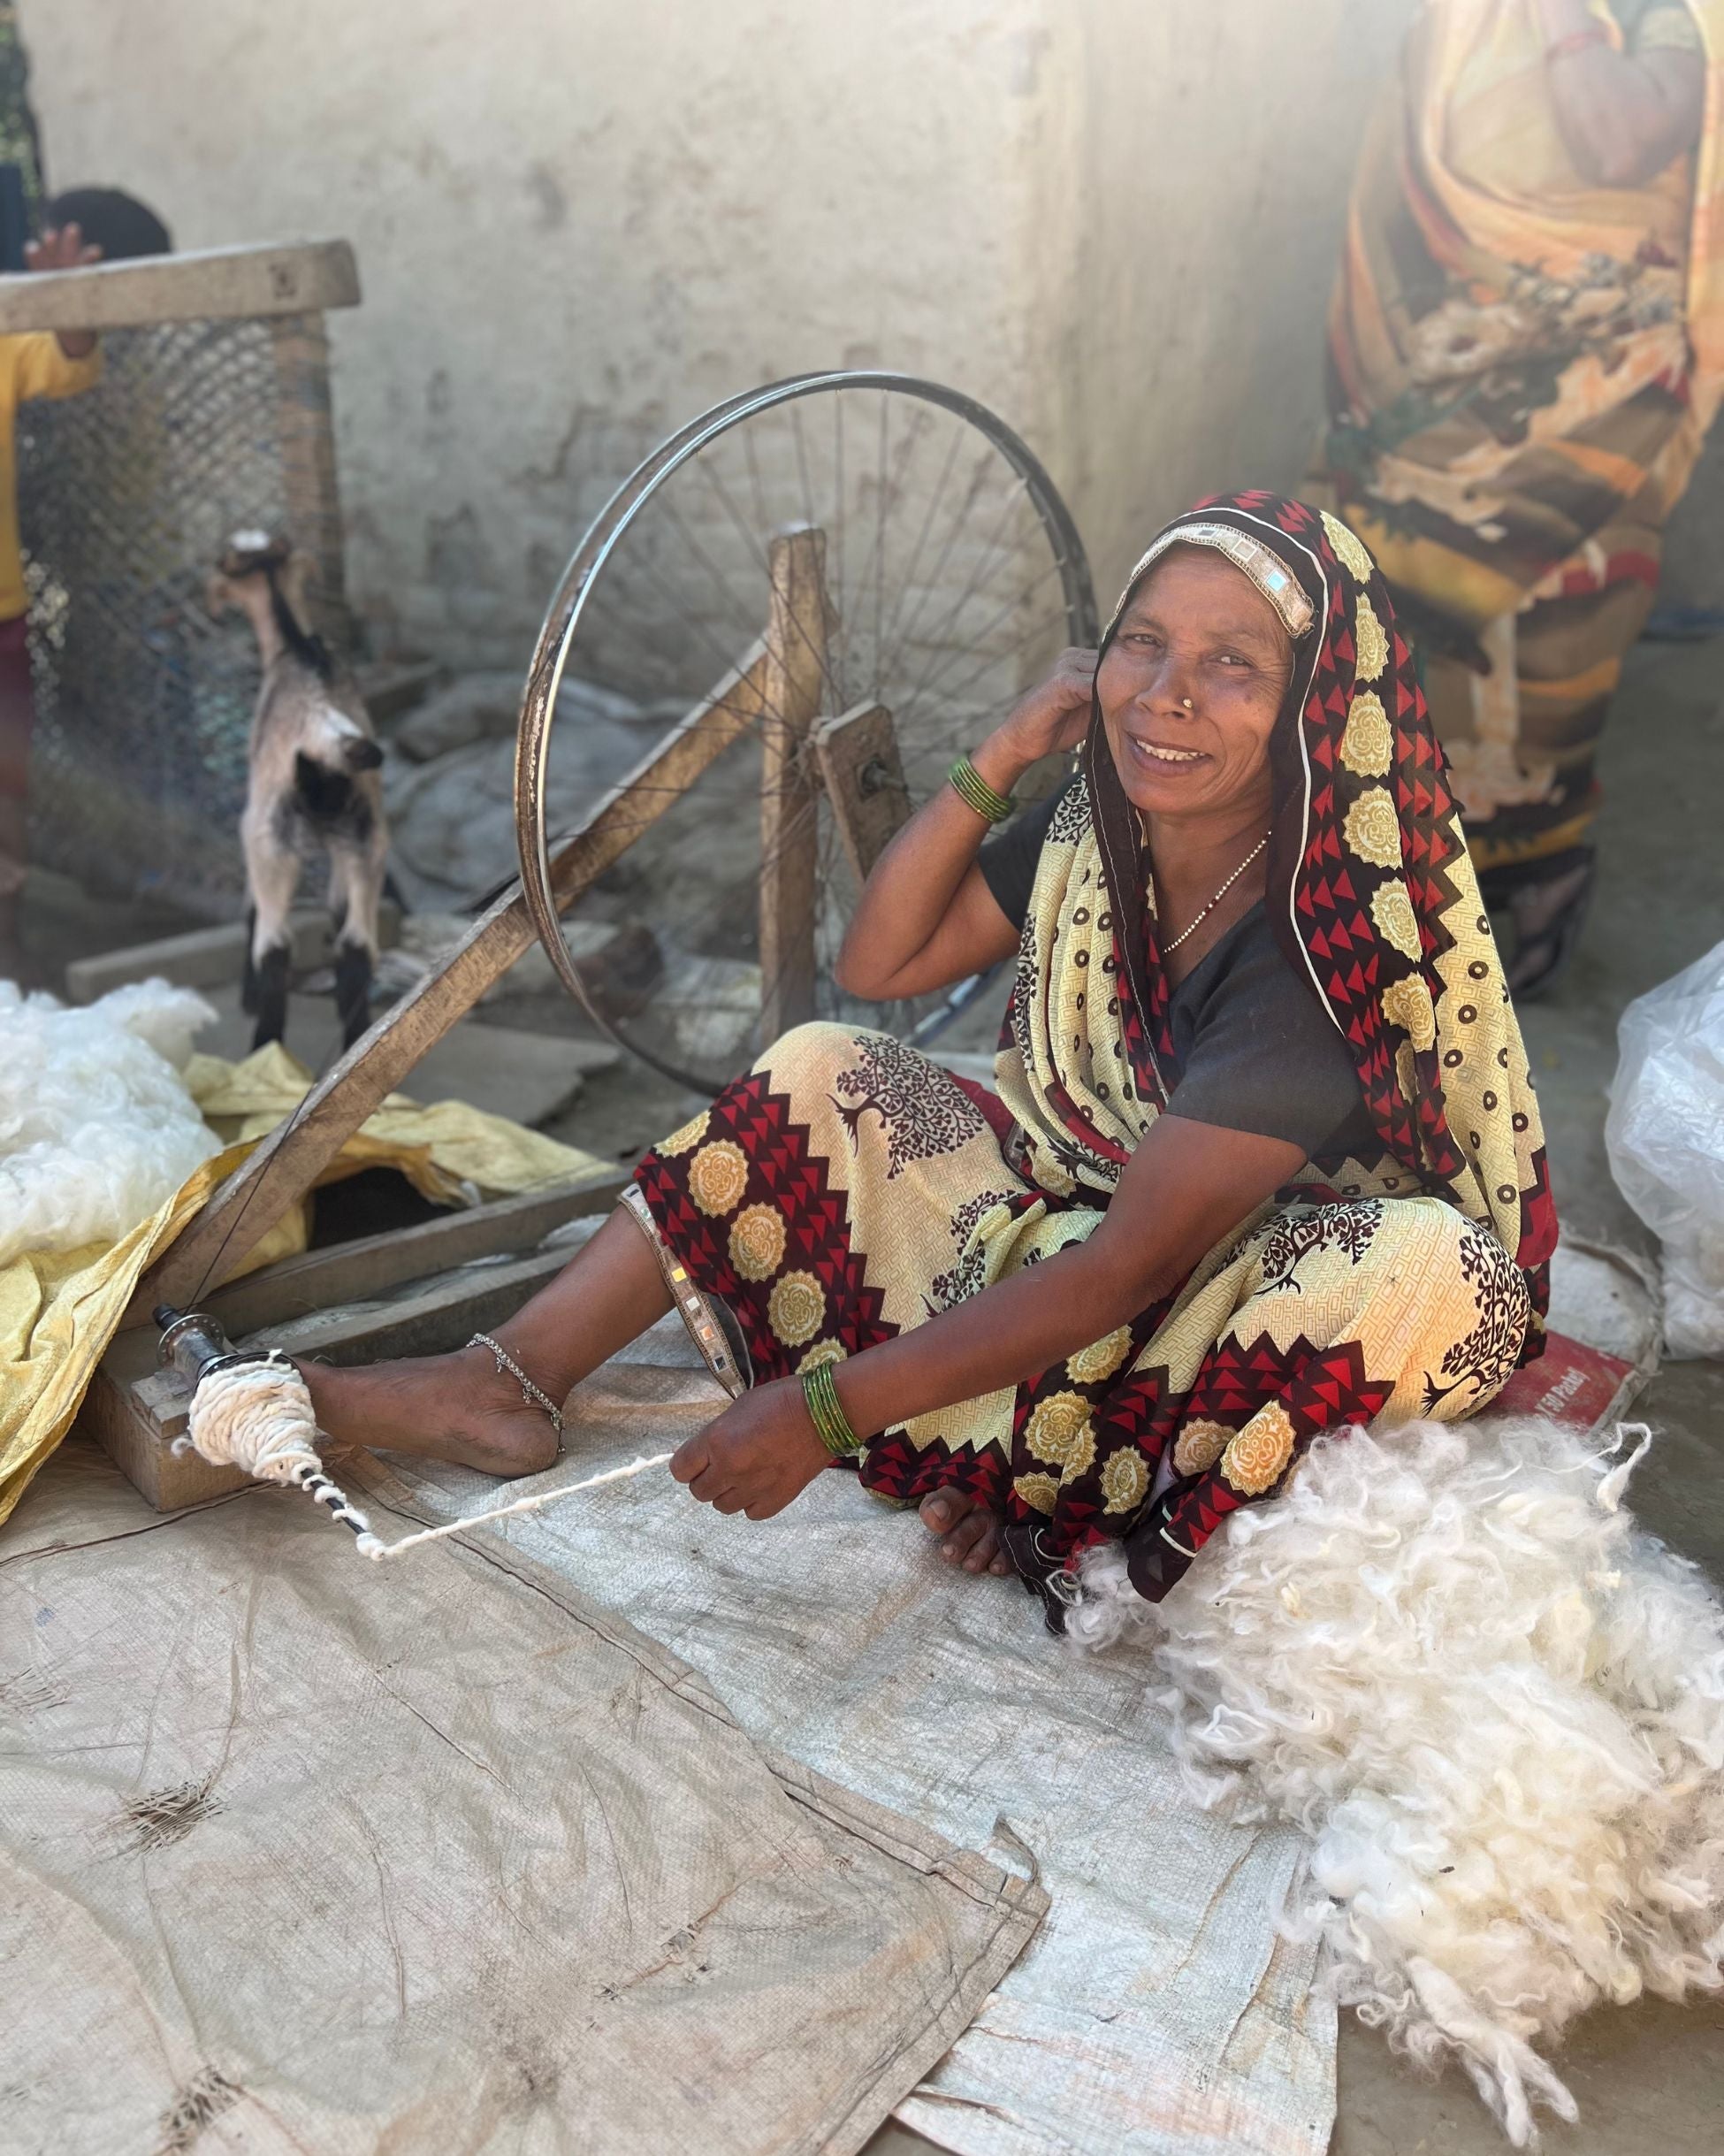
left=919, top=1488, right=1013, bottom=1577
left=298, top=1343, right=562, bottom=1477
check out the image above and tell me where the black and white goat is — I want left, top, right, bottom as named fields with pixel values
left=210, top=531, right=387, bottom=1051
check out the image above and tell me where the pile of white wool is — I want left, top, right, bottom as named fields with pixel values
left=1065, top=1415, right=1724, bottom=2145
left=0, top=979, right=219, bottom=1265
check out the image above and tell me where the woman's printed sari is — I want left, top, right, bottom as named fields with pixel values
left=1311, top=0, right=1724, bottom=875
left=631, top=493, right=1557, bottom=1608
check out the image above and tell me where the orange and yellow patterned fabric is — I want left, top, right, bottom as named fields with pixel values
left=1312, top=0, right=1724, bottom=864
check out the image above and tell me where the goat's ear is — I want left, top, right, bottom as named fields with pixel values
left=206, top=570, right=240, bottom=617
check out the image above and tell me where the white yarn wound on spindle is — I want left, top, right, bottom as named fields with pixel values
left=179, top=1355, right=386, bottom=1556
left=183, top=1356, right=322, bottom=1481
left=177, top=1354, right=671, bottom=1561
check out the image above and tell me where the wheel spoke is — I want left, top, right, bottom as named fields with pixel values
left=896, top=559, right=1070, bottom=731
left=790, top=401, right=818, bottom=546
left=523, top=376, right=1095, bottom=1091
left=893, top=473, right=1036, bottom=720
left=877, top=443, right=996, bottom=687
left=872, top=389, right=889, bottom=699
left=832, top=387, right=847, bottom=708
left=690, top=450, right=847, bottom=715
left=877, top=414, right=960, bottom=678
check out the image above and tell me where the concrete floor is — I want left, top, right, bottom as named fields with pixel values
left=16, top=632, right=1724, bottom=2153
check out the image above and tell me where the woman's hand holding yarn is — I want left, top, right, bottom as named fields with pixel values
left=669, top=1377, right=835, bottom=1519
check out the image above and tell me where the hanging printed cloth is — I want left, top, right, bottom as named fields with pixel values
left=1310, top=0, right=1724, bottom=860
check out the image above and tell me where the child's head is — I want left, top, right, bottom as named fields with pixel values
left=42, top=188, right=172, bottom=262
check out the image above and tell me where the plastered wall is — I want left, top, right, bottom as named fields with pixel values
left=20, top=0, right=1415, bottom=663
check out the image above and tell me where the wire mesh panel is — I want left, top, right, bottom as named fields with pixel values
left=16, top=310, right=343, bottom=917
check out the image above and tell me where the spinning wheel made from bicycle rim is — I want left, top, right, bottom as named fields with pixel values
left=513, top=371, right=1097, bottom=1094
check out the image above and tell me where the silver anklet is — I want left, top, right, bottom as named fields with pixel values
left=468, top=1334, right=566, bottom=1455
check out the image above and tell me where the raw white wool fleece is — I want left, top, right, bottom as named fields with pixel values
left=1064, top=1417, right=1724, bottom=2146
left=0, top=980, right=220, bottom=1265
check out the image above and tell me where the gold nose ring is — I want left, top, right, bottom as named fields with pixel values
left=1182, top=697, right=1194, bottom=710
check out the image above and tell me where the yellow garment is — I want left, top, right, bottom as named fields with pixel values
left=1311, top=1, right=1724, bottom=857
left=0, top=333, right=101, bottom=622
left=184, top=1043, right=597, bottom=1204
left=1323, top=0, right=1724, bottom=628
left=0, top=1044, right=607, bottom=1526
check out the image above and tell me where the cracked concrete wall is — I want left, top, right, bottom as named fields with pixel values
left=1043, top=1, right=1415, bottom=606
left=19, top=0, right=1411, bottom=667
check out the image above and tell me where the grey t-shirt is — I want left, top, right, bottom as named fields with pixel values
left=978, top=787, right=1379, bottom=1160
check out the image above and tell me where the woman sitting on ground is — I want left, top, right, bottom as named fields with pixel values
left=307, top=491, right=1557, bottom=1615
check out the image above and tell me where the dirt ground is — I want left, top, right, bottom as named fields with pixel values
left=17, top=628, right=1724, bottom=2153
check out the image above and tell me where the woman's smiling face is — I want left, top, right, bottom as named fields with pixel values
left=1096, top=546, right=1296, bottom=822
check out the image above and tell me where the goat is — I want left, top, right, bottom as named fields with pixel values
left=210, top=531, right=387, bottom=1051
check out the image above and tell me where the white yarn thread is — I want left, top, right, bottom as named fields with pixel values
left=176, top=1355, right=671, bottom=1561
left=362, top=1450, right=675, bottom=1561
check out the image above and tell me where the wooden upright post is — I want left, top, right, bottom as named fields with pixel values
left=271, top=310, right=354, bottom=654
left=758, top=528, right=830, bottom=1041
left=812, top=701, right=912, bottom=884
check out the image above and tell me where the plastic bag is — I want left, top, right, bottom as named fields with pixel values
left=1605, top=941, right=1724, bottom=1359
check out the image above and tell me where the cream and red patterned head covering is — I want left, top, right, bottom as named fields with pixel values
left=1049, top=490, right=1557, bottom=1349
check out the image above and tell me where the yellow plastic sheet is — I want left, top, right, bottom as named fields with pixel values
left=0, top=1044, right=606, bottom=1527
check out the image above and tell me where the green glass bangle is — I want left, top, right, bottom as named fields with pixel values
left=801, top=1358, right=863, bottom=1457
left=948, top=754, right=1015, bottom=825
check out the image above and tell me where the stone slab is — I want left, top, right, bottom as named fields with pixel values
left=352, top=657, right=444, bottom=722
left=197, top=983, right=614, bottom=1128
left=64, top=906, right=400, bottom=1005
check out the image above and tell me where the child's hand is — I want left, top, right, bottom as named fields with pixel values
left=25, top=223, right=103, bottom=360
left=25, top=223, right=103, bottom=275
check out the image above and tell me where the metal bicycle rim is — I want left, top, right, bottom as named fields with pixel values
left=512, top=369, right=1096, bottom=1095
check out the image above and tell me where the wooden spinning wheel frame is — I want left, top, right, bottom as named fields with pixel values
left=514, top=371, right=1095, bottom=1089
left=133, top=371, right=1096, bottom=1320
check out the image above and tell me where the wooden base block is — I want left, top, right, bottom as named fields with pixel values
left=79, top=1325, right=250, bottom=1510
